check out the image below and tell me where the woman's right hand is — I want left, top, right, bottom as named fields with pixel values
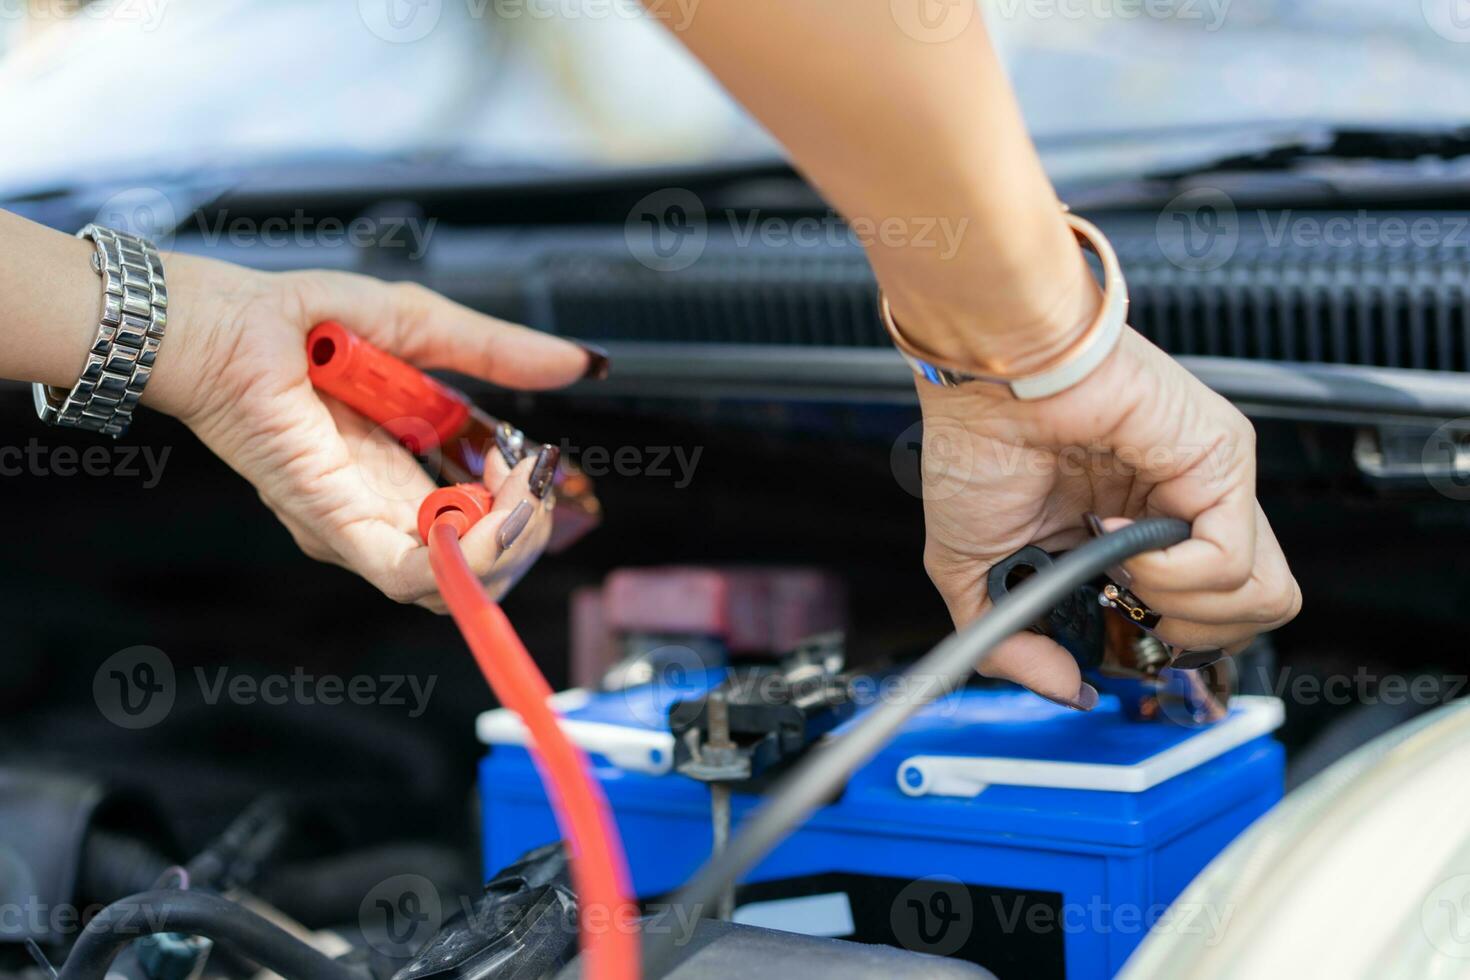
left=914, top=323, right=1302, bottom=709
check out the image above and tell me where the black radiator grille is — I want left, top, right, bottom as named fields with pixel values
left=1116, top=239, right=1470, bottom=371
left=459, top=211, right=1470, bottom=374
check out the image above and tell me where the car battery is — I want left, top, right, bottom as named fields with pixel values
left=478, top=676, right=1284, bottom=980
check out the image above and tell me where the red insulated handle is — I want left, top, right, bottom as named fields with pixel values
left=307, top=322, right=470, bottom=454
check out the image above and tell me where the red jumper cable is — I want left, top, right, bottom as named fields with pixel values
left=308, top=328, right=641, bottom=980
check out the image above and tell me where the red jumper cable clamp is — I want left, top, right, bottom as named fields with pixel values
left=306, top=321, right=602, bottom=551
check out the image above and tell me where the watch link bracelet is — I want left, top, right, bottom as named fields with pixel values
left=33, top=224, right=168, bottom=438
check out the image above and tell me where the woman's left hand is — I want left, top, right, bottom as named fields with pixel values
left=147, top=253, right=597, bottom=611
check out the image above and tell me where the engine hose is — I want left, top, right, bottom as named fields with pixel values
left=427, top=520, right=640, bottom=980
left=644, top=517, right=1191, bottom=976
left=56, top=889, right=358, bottom=980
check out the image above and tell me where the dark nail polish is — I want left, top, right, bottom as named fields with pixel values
left=1171, top=649, right=1226, bottom=671
left=495, top=421, right=526, bottom=469
left=529, top=445, right=561, bottom=499
left=576, top=342, right=610, bottom=381
left=497, top=501, right=533, bottom=550
left=1037, top=682, right=1099, bottom=712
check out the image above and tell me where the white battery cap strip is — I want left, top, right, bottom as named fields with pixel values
left=478, top=690, right=677, bottom=776
left=479, top=693, right=1284, bottom=792
left=896, top=695, right=1285, bottom=799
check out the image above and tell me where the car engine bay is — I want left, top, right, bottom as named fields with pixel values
left=4, top=154, right=1470, bottom=979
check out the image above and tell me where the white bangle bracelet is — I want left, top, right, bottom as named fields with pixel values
left=879, top=208, right=1129, bottom=400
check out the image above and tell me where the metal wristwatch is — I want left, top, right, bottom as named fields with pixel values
left=879, top=208, right=1129, bottom=400
left=33, top=224, right=168, bottom=437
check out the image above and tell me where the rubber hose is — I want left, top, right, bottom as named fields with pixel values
left=644, top=518, right=1190, bottom=975
left=56, top=889, right=359, bottom=980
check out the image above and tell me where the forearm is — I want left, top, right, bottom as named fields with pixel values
left=657, top=1, right=1094, bottom=370
left=0, top=209, right=102, bottom=390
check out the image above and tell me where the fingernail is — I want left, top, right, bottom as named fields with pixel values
left=495, top=421, right=526, bottom=468
left=1171, top=649, right=1226, bottom=671
left=497, top=501, right=533, bottom=550
left=1038, top=682, right=1099, bottom=712
left=576, top=341, right=611, bottom=381
left=529, top=444, right=561, bottom=499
